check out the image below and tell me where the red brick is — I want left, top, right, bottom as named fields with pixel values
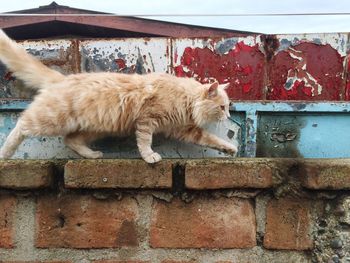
left=0, top=160, right=54, bottom=189
left=64, top=159, right=172, bottom=189
left=0, top=195, right=16, bottom=248
left=150, top=197, right=256, bottom=248
left=35, top=194, right=139, bottom=248
left=300, top=160, right=350, bottom=189
left=264, top=198, right=313, bottom=250
left=185, top=159, right=273, bottom=189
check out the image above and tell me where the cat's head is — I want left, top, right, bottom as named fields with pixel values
left=193, top=82, right=231, bottom=126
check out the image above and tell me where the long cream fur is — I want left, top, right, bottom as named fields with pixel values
left=0, top=30, right=237, bottom=163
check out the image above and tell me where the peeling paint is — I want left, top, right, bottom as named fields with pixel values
left=0, top=39, right=76, bottom=99
left=268, top=42, right=344, bottom=100
left=276, top=33, right=348, bottom=56
left=80, top=38, right=170, bottom=74
left=173, top=37, right=265, bottom=100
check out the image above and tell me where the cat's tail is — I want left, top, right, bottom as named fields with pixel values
left=0, top=29, right=64, bottom=89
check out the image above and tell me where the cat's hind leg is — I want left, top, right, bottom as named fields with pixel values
left=64, top=132, right=103, bottom=159
left=0, top=121, right=26, bottom=159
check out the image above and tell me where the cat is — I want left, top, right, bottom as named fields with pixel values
left=0, top=29, right=237, bottom=163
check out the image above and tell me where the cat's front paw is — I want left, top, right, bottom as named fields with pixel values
left=143, top=152, right=162, bottom=163
left=223, top=143, right=238, bottom=156
left=83, top=150, right=103, bottom=159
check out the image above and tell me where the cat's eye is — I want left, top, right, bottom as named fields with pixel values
left=220, top=105, right=225, bottom=111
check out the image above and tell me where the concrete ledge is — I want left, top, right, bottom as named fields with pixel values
left=64, top=159, right=173, bottom=189
left=2, top=158, right=350, bottom=190
left=300, top=159, right=350, bottom=190
left=0, top=160, right=54, bottom=189
left=185, top=159, right=273, bottom=189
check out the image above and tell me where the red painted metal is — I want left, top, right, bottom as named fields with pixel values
left=173, top=35, right=348, bottom=101
left=174, top=41, right=265, bottom=100
left=267, top=43, right=344, bottom=100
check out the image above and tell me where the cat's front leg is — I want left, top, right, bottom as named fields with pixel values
left=135, top=122, right=162, bottom=163
left=170, top=126, right=238, bottom=156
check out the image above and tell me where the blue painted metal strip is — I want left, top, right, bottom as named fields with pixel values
left=231, top=101, right=350, bottom=113
left=4, top=100, right=350, bottom=112
left=0, top=100, right=29, bottom=111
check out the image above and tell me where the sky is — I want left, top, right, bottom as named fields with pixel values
left=1, top=0, right=350, bottom=34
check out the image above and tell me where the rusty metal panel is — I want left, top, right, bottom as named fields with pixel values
left=346, top=53, right=350, bottom=100
left=0, top=39, right=78, bottom=99
left=266, top=34, right=347, bottom=101
left=80, top=38, right=171, bottom=73
left=172, top=37, right=265, bottom=100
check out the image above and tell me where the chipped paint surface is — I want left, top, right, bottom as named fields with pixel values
left=0, top=34, right=348, bottom=101
left=275, top=33, right=348, bottom=56
left=0, top=39, right=78, bottom=99
left=173, top=37, right=265, bottom=100
left=345, top=54, right=350, bottom=100
left=80, top=38, right=170, bottom=73
left=267, top=39, right=345, bottom=100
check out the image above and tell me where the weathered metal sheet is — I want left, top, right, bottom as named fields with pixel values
left=1, top=34, right=349, bottom=102
left=233, top=101, right=350, bottom=158
left=346, top=53, right=350, bottom=100
left=0, top=101, right=241, bottom=159
left=0, top=39, right=78, bottom=99
left=266, top=33, right=347, bottom=100
left=80, top=38, right=171, bottom=73
left=172, top=37, right=265, bottom=100
left=257, top=113, right=350, bottom=158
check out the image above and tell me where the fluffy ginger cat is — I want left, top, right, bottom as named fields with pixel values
left=0, top=30, right=237, bottom=163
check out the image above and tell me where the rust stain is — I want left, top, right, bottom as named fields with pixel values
left=71, top=39, right=81, bottom=73
left=115, top=58, right=126, bottom=71
left=261, top=35, right=279, bottom=62
left=4, top=71, right=14, bottom=81
left=345, top=54, right=350, bottom=100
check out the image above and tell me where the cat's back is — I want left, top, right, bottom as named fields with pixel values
left=143, top=73, right=202, bottom=94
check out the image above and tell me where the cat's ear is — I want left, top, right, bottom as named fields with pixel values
left=219, top=83, right=230, bottom=90
left=207, top=82, right=219, bottom=98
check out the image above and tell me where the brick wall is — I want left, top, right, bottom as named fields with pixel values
left=0, top=159, right=350, bottom=262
